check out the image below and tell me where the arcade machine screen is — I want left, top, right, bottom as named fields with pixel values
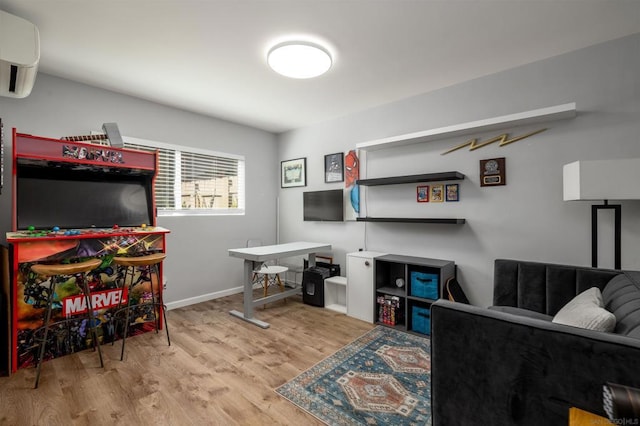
left=17, top=168, right=153, bottom=230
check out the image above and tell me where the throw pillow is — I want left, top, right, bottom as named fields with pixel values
left=552, top=287, right=616, bottom=332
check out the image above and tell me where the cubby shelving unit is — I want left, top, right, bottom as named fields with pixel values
left=374, top=254, right=456, bottom=336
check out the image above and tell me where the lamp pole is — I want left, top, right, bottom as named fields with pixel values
left=591, top=200, right=621, bottom=269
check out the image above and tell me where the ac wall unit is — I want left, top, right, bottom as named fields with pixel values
left=0, top=10, right=40, bottom=98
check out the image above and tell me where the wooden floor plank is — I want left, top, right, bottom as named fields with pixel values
left=0, top=293, right=373, bottom=425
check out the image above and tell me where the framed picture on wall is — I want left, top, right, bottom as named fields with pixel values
left=446, top=184, right=459, bottom=201
left=281, top=157, right=307, bottom=188
left=324, top=152, right=344, bottom=183
left=430, top=184, right=444, bottom=202
left=417, top=185, right=429, bottom=202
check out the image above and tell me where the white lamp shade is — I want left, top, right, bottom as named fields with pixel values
left=563, top=159, right=640, bottom=201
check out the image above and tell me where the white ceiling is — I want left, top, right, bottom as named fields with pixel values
left=2, top=1, right=640, bottom=133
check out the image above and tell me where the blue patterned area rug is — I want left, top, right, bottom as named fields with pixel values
left=275, top=326, right=431, bottom=425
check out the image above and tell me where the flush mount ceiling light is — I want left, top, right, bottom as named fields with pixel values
left=267, top=41, right=332, bottom=79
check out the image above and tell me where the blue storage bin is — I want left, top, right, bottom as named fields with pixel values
left=410, top=271, right=439, bottom=299
left=411, top=306, right=431, bottom=335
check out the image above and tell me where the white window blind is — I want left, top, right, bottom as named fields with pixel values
left=123, top=136, right=245, bottom=215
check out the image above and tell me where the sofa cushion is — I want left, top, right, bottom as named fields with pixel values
left=602, top=272, right=640, bottom=338
left=488, top=305, right=553, bottom=321
left=552, top=287, right=616, bottom=332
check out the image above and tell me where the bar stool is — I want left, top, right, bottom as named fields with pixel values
left=246, top=239, right=289, bottom=304
left=111, top=252, right=170, bottom=361
left=253, top=264, right=289, bottom=307
left=30, top=258, right=103, bottom=389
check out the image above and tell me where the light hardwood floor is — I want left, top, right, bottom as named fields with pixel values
left=0, top=293, right=374, bottom=425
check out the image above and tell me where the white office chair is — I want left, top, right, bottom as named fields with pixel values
left=246, top=240, right=289, bottom=304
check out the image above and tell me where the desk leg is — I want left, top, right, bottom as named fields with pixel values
left=229, top=259, right=270, bottom=329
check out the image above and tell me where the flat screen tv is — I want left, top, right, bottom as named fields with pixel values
left=303, top=189, right=343, bottom=222
left=17, top=168, right=153, bottom=229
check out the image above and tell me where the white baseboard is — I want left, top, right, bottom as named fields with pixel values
left=165, top=286, right=244, bottom=310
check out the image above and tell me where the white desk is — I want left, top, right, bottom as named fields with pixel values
left=228, top=241, right=332, bottom=328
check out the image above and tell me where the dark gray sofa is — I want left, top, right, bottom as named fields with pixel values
left=431, top=259, right=640, bottom=425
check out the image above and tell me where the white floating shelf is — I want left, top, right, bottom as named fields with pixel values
left=355, top=102, right=577, bottom=151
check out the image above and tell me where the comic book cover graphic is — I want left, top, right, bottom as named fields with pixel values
left=15, top=234, right=164, bottom=369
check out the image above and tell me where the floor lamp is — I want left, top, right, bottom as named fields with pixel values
left=563, top=159, right=640, bottom=270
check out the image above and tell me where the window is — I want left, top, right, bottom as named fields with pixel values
left=123, top=136, right=245, bottom=216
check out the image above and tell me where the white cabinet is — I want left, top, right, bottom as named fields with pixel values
left=346, top=251, right=386, bottom=322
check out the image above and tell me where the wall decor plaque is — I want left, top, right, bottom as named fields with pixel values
left=480, top=157, right=506, bottom=187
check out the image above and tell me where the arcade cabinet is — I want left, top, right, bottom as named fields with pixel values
left=5, top=130, right=170, bottom=374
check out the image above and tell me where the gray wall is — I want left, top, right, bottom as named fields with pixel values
left=278, top=33, right=640, bottom=307
left=2, top=33, right=638, bottom=311
left=0, top=74, right=279, bottom=307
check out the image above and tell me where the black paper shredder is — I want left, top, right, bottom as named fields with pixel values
left=302, top=266, right=331, bottom=307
